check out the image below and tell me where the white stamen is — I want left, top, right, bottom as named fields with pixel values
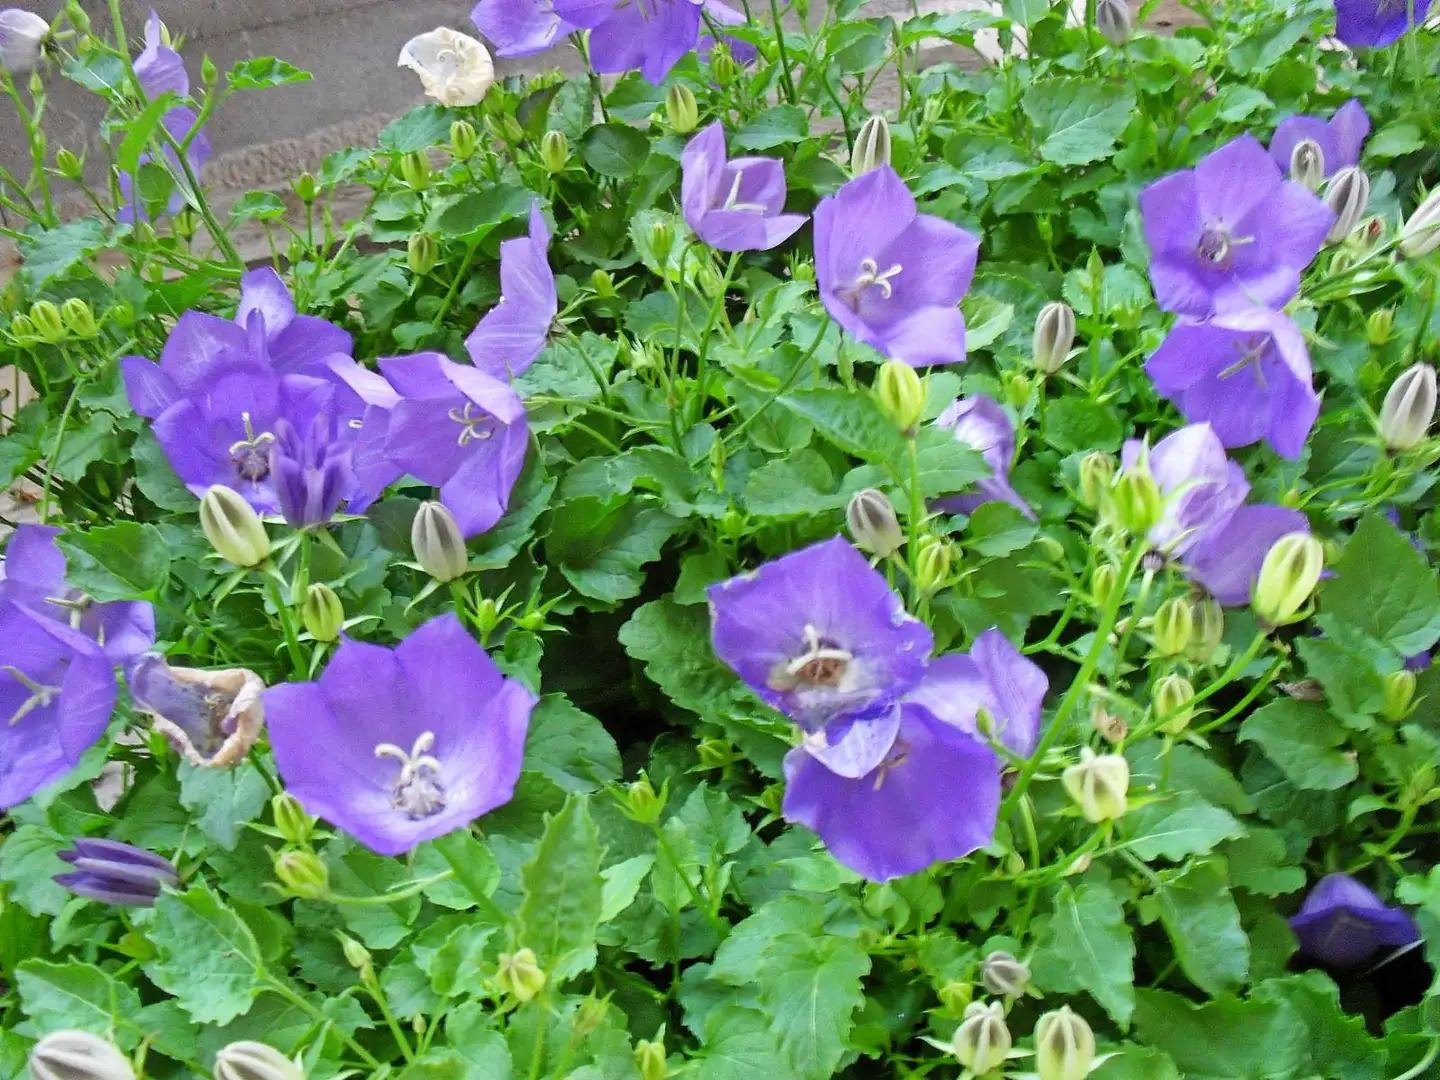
left=851, top=257, right=903, bottom=302
left=721, top=168, right=770, bottom=214
left=2, top=665, right=62, bottom=726
left=449, top=403, right=494, bottom=447
left=375, top=730, right=447, bottom=818
left=785, top=624, right=854, bottom=678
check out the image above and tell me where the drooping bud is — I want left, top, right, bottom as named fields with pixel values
left=407, top=233, right=439, bottom=276
left=301, top=583, right=344, bottom=643
left=411, top=501, right=467, bottom=582
left=1062, top=746, right=1130, bottom=823
left=980, top=951, right=1031, bottom=998
left=851, top=114, right=892, bottom=176
left=1323, top=167, right=1370, bottom=244
left=1035, top=1006, right=1096, bottom=1080
left=1366, top=308, right=1394, bottom=346
left=27, top=1031, right=136, bottom=1080
left=271, top=792, right=313, bottom=845
left=1253, top=532, right=1323, bottom=627
left=914, top=536, right=954, bottom=596
left=951, top=1001, right=1012, bottom=1074
left=201, top=485, right=272, bottom=568
left=846, top=488, right=903, bottom=558
left=272, top=849, right=329, bottom=900
left=1032, top=301, right=1076, bottom=376
left=1091, top=563, right=1118, bottom=609
left=622, top=773, right=667, bottom=824
left=1187, top=595, right=1224, bottom=664
left=875, top=358, right=926, bottom=433
left=61, top=297, right=98, bottom=339
left=0, top=9, right=50, bottom=74
left=665, top=84, right=699, bottom=133
left=1111, top=460, right=1162, bottom=536
left=450, top=118, right=478, bottom=161
left=1381, top=669, right=1416, bottom=721
left=1091, top=704, right=1127, bottom=744
left=29, top=299, right=66, bottom=343
left=1095, top=0, right=1133, bottom=43
left=1400, top=188, right=1440, bottom=259
left=635, top=1035, right=668, bottom=1080
left=1152, top=596, right=1194, bottom=657
left=400, top=150, right=431, bottom=191
left=540, top=129, right=569, bottom=174
left=214, top=1042, right=304, bottom=1080
left=495, top=948, right=546, bottom=1002
left=1379, top=363, right=1437, bottom=450
left=1154, top=673, right=1196, bottom=735
left=1289, top=139, right=1326, bottom=191
left=1078, top=452, right=1115, bottom=511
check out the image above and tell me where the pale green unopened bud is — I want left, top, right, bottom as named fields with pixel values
left=28, top=1031, right=136, bottom=1080
left=540, top=129, right=569, bottom=174
left=914, top=536, right=954, bottom=596
left=696, top=261, right=725, bottom=299
left=980, top=951, right=1031, bottom=998
left=408, top=233, right=439, bottom=276
left=9, top=313, right=37, bottom=339
left=1253, top=532, right=1323, bottom=627
left=214, top=1041, right=303, bottom=1080
left=1187, top=596, right=1224, bottom=664
left=1290, top=139, right=1325, bottom=192
left=411, top=501, right=467, bottom=582
left=272, top=850, right=329, bottom=900
left=1381, top=669, right=1416, bottom=721
left=1035, top=1006, right=1095, bottom=1080
left=292, top=172, right=317, bottom=202
left=301, top=583, right=344, bottom=642
left=574, top=997, right=608, bottom=1038
left=400, top=150, right=430, bottom=191
left=708, top=41, right=737, bottom=84
left=29, top=300, right=65, bottom=343
left=875, top=358, right=926, bottom=432
left=1091, top=563, right=1118, bottom=609
left=55, top=148, right=84, bottom=180
left=1399, top=188, right=1440, bottom=259
left=1112, top=463, right=1162, bottom=536
left=846, top=488, right=903, bottom=558
left=1366, top=308, right=1394, bottom=347
left=665, top=84, right=699, bottom=133
left=1032, top=301, right=1076, bottom=376
left=265, top=796, right=309, bottom=850
left=450, top=118, right=478, bottom=161
left=1152, top=596, right=1194, bottom=657
left=1379, top=363, right=1436, bottom=450
left=850, top=114, right=891, bottom=176
left=590, top=267, right=616, bottom=298
left=1096, top=0, right=1133, bottom=42
left=1324, top=167, right=1370, bottom=244
left=696, top=737, right=737, bottom=769
left=649, top=218, right=675, bottom=266
left=61, top=297, right=98, bottom=339
left=1062, top=747, right=1129, bottom=823
left=336, top=932, right=373, bottom=975
left=496, top=948, right=546, bottom=1002
left=636, top=1037, right=668, bottom=1080
left=1154, top=673, right=1196, bottom=735
left=1078, top=452, right=1115, bottom=511
left=623, top=774, right=667, bottom=824
left=201, top=485, right=271, bottom=568
left=1003, top=370, right=1032, bottom=409
left=952, top=1001, right=1011, bottom=1074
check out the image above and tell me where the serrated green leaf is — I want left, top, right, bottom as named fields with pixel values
left=15, top=960, right=144, bottom=1048
left=758, top=934, right=869, bottom=1080
left=55, top=522, right=169, bottom=601
left=618, top=598, right=751, bottom=719
left=227, top=56, right=312, bottom=89
left=1322, top=513, right=1440, bottom=657
left=698, top=1006, right=791, bottom=1080
left=1147, top=857, right=1248, bottom=995
left=581, top=123, right=650, bottom=178
left=1239, top=699, right=1358, bottom=790
left=779, top=386, right=907, bottom=464
left=1225, top=829, right=1305, bottom=896
left=1253, top=972, right=1387, bottom=1080
left=523, top=695, right=622, bottom=793
left=0, top=824, right=70, bottom=916
left=1121, top=791, right=1245, bottom=862
left=519, top=796, right=604, bottom=983
left=1021, top=78, right=1137, bottom=166
left=545, top=496, right=685, bottom=604
left=147, top=885, right=267, bottom=1024
left=744, top=451, right=845, bottom=518
left=18, top=219, right=108, bottom=288
left=380, top=105, right=453, bottom=152
left=1133, top=989, right=1309, bottom=1079
left=428, top=924, right=497, bottom=998
left=177, top=761, right=270, bottom=851
left=1032, top=883, right=1136, bottom=1025
left=731, top=106, right=809, bottom=150
left=600, top=854, right=654, bottom=921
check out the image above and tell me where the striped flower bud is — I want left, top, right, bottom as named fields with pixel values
left=1035, top=1006, right=1096, bottom=1080
left=201, top=485, right=271, bottom=568
left=411, top=501, right=467, bottom=582
left=1253, top=532, right=1323, bottom=627
left=1323, top=167, right=1370, bottom=245
left=847, top=489, right=903, bottom=557
left=1152, top=596, right=1194, bottom=657
left=28, top=1031, right=135, bottom=1080
left=1032, top=301, right=1076, bottom=376
left=851, top=114, right=892, bottom=176
left=214, top=1041, right=304, bottom=1080
left=952, top=1001, right=1011, bottom=1074
left=1379, top=363, right=1436, bottom=450
left=875, top=358, right=926, bottom=433
left=1400, top=188, right=1440, bottom=259
left=1290, top=139, right=1325, bottom=192
left=1062, top=747, right=1130, bottom=822
left=665, top=84, right=699, bottom=134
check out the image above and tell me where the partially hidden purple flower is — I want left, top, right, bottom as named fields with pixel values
left=464, top=202, right=557, bottom=382
left=1290, top=873, right=1420, bottom=967
left=1139, top=135, right=1334, bottom=318
left=554, top=0, right=745, bottom=84
left=471, top=0, right=576, bottom=56
left=270, top=415, right=353, bottom=529
left=1269, top=100, right=1370, bottom=179
left=1186, top=504, right=1311, bottom=606
left=54, top=837, right=178, bottom=907
left=1334, top=0, right=1431, bottom=48
left=931, top=395, right=1033, bottom=519
left=265, top=613, right=535, bottom=856
left=0, top=525, right=155, bottom=665
left=681, top=123, right=807, bottom=253
left=0, top=601, right=117, bottom=811
left=1146, top=305, right=1319, bottom=459
left=814, top=166, right=980, bottom=367
left=903, top=627, right=1047, bottom=757
left=128, top=655, right=266, bottom=767
left=707, top=536, right=933, bottom=732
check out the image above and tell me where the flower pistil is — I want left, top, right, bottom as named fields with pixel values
left=375, top=731, right=447, bottom=818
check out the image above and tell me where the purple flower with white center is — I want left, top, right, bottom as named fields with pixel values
left=931, top=395, right=1033, bottom=519
left=265, top=613, right=535, bottom=856
left=1334, top=0, right=1431, bottom=47
left=464, top=203, right=557, bottom=381
left=1290, top=873, right=1420, bottom=967
left=708, top=536, right=934, bottom=732
left=1139, top=135, right=1334, bottom=318
left=0, top=601, right=117, bottom=811
left=54, top=838, right=178, bottom=907
left=814, top=166, right=980, bottom=368
left=1120, top=424, right=1249, bottom=557
left=470, top=0, right=576, bottom=56
left=554, top=0, right=745, bottom=84
left=681, top=123, right=807, bottom=253
left=1269, top=100, right=1370, bottom=180
left=0, top=525, right=155, bottom=665
left=1185, top=504, right=1311, bottom=605
left=375, top=352, right=529, bottom=538
left=1146, top=306, right=1319, bottom=459
left=904, top=627, right=1047, bottom=757
left=270, top=415, right=353, bottom=529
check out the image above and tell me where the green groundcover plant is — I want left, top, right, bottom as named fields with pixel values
left=3, top=0, right=1440, bottom=1075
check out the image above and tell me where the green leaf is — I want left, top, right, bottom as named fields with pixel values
left=744, top=451, right=845, bottom=518
left=147, top=885, right=267, bottom=1024
left=758, top=934, right=869, bottom=1080
left=427, top=924, right=497, bottom=998
left=380, top=105, right=453, bottom=152
left=1121, top=792, right=1245, bottom=862
left=778, top=387, right=907, bottom=464
left=0, top=825, right=70, bottom=916
left=132, top=427, right=197, bottom=510
left=1253, top=973, right=1387, bottom=1080
left=1003, top=0, right=1050, bottom=28
left=1295, top=632, right=1392, bottom=728
left=581, top=123, right=650, bottom=179
left=1145, top=857, right=1248, bottom=995
left=631, top=208, right=695, bottom=281
left=447, top=1003, right=513, bottom=1079
left=18, top=219, right=108, bottom=288
left=117, top=91, right=178, bottom=173
left=1133, top=989, right=1309, bottom=1079
left=1239, top=699, right=1358, bottom=790
left=228, top=191, right=289, bottom=223
left=177, top=762, right=271, bottom=851
left=15, top=960, right=144, bottom=1048
left=518, top=796, right=605, bottom=983
left=433, top=186, right=535, bottom=240
left=326, top=848, right=422, bottom=949
left=618, top=598, right=752, bottom=719
left=55, top=522, right=170, bottom=601
left=227, top=57, right=312, bottom=89
left=1041, top=396, right=1125, bottom=454
left=1225, top=829, right=1305, bottom=896
left=699, top=1007, right=791, bottom=1080
left=523, top=695, right=622, bottom=793
left=731, top=106, right=810, bottom=150
left=600, top=854, right=654, bottom=921
left=965, top=501, right=1039, bottom=556
left=545, top=497, right=685, bottom=604
left=1021, top=78, right=1137, bottom=166
left=429, top=830, right=502, bottom=911
left=1321, top=512, right=1440, bottom=657
left=1031, top=883, right=1136, bottom=1025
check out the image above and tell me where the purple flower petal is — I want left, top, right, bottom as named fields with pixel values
left=1290, top=872, right=1420, bottom=967
left=1334, top=0, right=1431, bottom=48
left=931, top=395, right=1034, bottom=518
left=903, top=628, right=1046, bottom=756
left=1184, top=503, right=1310, bottom=605
left=681, top=125, right=808, bottom=253
left=471, top=0, right=576, bottom=56
left=465, top=202, right=557, bottom=381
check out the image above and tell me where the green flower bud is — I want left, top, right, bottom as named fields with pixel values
left=623, top=774, right=667, bottom=824
left=473, top=595, right=502, bottom=636
left=540, top=129, right=570, bottom=174
left=1078, top=452, right=1115, bottom=511
left=408, top=233, right=440, bottom=276
left=1399, top=187, right=1440, bottom=259
left=1366, top=308, right=1394, bottom=346
left=291, top=171, right=317, bottom=202
left=411, top=501, right=467, bottom=582
left=1324, top=167, right=1370, bottom=245
left=1032, top=301, right=1076, bottom=376
left=1154, top=673, right=1196, bottom=735
left=8, top=312, right=36, bottom=340
left=501, top=115, right=526, bottom=144
left=980, top=950, right=1031, bottom=998
left=915, top=536, right=954, bottom=596
left=636, top=1036, right=668, bottom=1080
left=1152, top=596, right=1194, bottom=657
left=400, top=150, right=430, bottom=191
left=649, top=218, right=675, bottom=268
left=214, top=1041, right=303, bottom=1080
left=696, top=261, right=725, bottom=299
left=29, top=300, right=66, bottom=343
left=495, top=948, right=546, bottom=1002
left=28, top=1031, right=136, bottom=1080
left=1035, top=1006, right=1095, bottom=1080
left=1095, top=0, right=1133, bottom=42
left=1381, top=669, right=1416, bottom=721
left=850, top=114, right=891, bottom=177
left=1111, top=462, right=1163, bottom=536
left=846, top=488, right=903, bottom=558
left=1379, top=363, right=1436, bottom=450
left=708, top=41, right=737, bottom=84
left=696, top=737, right=737, bottom=769
left=590, top=268, right=616, bottom=298
left=270, top=792, right=313, bottom=845
left=1187, top=596, right=1224, bottom=664
left=875, top=358, right=926, bottom=433
left=937, top=980, right=972, bottom=1015
left=1253, top=531, right=1323, bottom=627
left=1289, top=139, right=1325, bottom=192
left=201, top=485, right=272, bottom=568
left=1003, top=370, right=1032, bottom=409
left=952, top=1001, right=1011, bottom=1074
left=301, top=583, right=344, bottom=643
left=336, top=932, right=373, bottom=975
left=665, top=84, right=699, bottom=133
left=574, top=997, right=609, bottom=1038
left=200, top=54, right=217, bottom=86
left=55, top=148, right=84, bottom=180
left=272, top=849, right=329, bottom=900
left=1062, top=747, right=1129, bottom=823
left=61, top=297, right=97, bottom=339
left=450, top=118, right=478, bottom=161
left=1091, top=563, right=1118, bottom=609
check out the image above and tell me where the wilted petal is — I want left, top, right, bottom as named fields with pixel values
left=129, top=656, right=266, bottom=767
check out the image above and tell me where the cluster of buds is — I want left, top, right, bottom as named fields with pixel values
left=928, top=992, right=1099, bottom=1080
left=26, top=1032, right=301, bottom=1080
left=9, top=299, right=98, bottom=344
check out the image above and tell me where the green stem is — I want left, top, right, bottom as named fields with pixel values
left=690, top=251, right=741, bottom=427
left=434, top=240, right=481, bottom=329
left=723, top=316, right=829, bottom=448
left=264, top=979, right=381, bottom=1068
left=768, top=0, right=798, bottom=103
left=363, top=973, right=417, bottom=1062
left=40, top=377, right=85, bottom=523
left=265, top=574, right=307, bottom=677
left=1391, top=1037, right=1440, bottom=1080
left=1185, top=630, right=1270, bottom=714
left=1349, top=804, right=1421, bottom=873
left=328, top=871, right=456, bottom=906
left=526, top=999, right=549, bottom=1080
left=653, top=824, right=729, bottom=938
